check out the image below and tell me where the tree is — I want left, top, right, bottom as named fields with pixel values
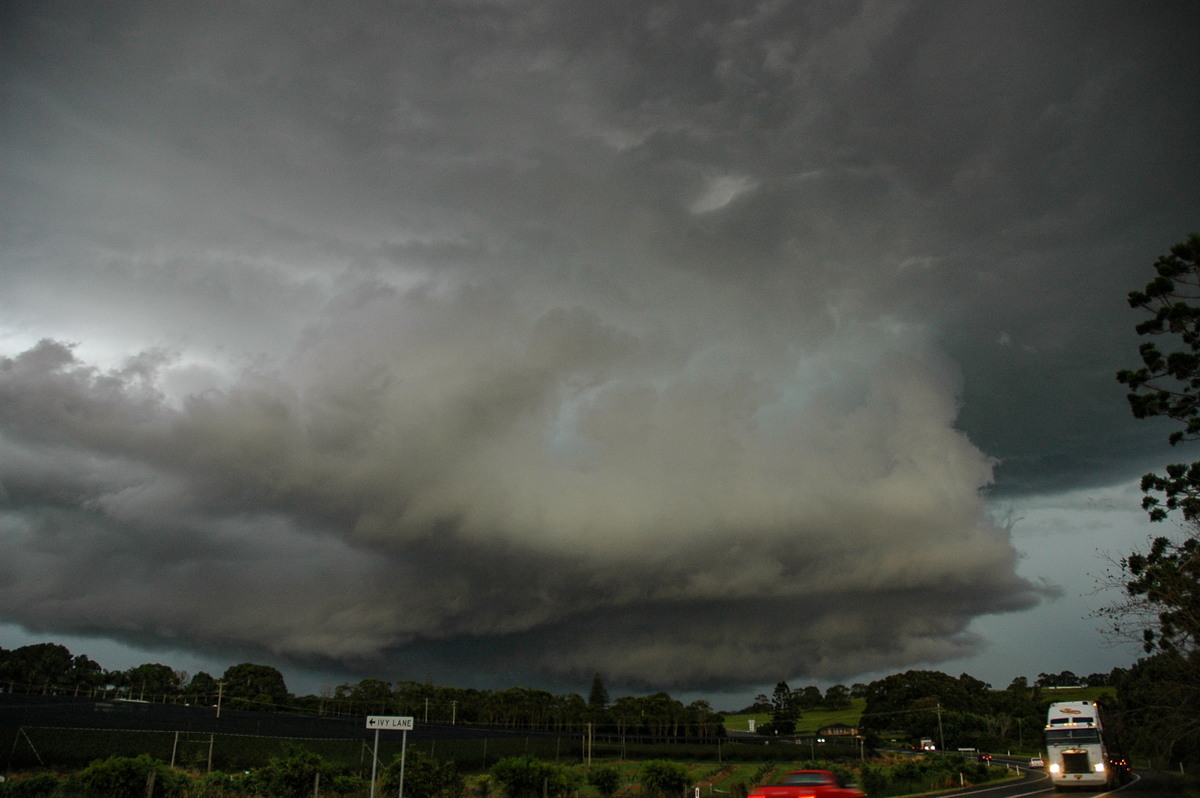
left=336, top=677, right=393, bottom=714
left=70, top=654, right=104, bottom=693
left=125, top=663, right=179, bottom=699
left=588, top=672, right=610, bottom=709
left=1111, top=233, right=1200, bottom=771
left=1115, top=235, right=1200, bottom=657
left=798, top=685, right=823, bottom=709
left=745, top=693, right=773, bottom=713
left=1117, top=233, right=1200, bottom=520
left=860, top=670, right=991, bottom=744
left=823, top=684, right=852, bottom=710
left=687, top=699, right=723, bottom=736
left=760, top=680, right=799, bottom=735
left=609, top=695, right=642, bottom=736
left=187, top=671, right=218, bottom=699
left=1111, top=654, right=1200, bottom=769
left=618, top=692, right=687, bottom=737
left=1123, top=536, right=1200, bottom=657
left=222, top=662, right=288, bottom=709
left=0, top=643, right=74, bottom=692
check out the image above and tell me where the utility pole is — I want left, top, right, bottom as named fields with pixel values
left=936, top=704, right=945, bottom=752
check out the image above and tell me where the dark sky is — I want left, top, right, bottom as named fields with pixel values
left=2, top=0, right=1198, bottom=702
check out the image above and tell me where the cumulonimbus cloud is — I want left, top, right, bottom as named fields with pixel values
left=0, top=275, right=1045, bottom=689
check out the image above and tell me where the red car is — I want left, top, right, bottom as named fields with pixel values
left=747, top=770, right=866, bottom=798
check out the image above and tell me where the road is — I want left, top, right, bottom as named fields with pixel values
left=941, top=756, right=1187, bottom=798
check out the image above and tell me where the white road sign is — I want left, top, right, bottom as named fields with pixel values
left=366, top=715, right=414, bottom=730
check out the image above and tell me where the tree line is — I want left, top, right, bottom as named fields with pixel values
left=0, top=645, right=723, bottom=737
left=0, top=636, right=1187, bottom=771
left=0, top=638, right=1120, bottom=746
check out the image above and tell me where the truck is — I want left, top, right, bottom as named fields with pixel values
left=1044, top=701, right=1111, bottom=790
left=747, top=770, right=866, bottom=798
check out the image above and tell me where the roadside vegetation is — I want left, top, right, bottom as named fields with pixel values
left=0, top=748, right=1016, bottom=798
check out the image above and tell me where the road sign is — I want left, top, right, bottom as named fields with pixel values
left=366, top=715, right=414, bottom=730
left=367, top=716, right=414, bottom=798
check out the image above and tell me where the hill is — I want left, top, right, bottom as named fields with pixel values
left=722, top=699, right=866, bottom=736
left=720, top=686, right=1118, bottom=739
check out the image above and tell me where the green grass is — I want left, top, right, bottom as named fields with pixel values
left=722, top=699, right=866, bottom=736
left=720, top=688, right=1119, bottom=741
left=1038, top=686, right=1116, bottom=704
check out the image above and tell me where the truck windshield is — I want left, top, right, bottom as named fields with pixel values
left=1045, top=728, right=1101, bottom=745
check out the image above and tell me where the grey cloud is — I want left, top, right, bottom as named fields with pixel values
left=0, top=281, right=1041, bottom=689
left=2, top=0, right=1197, bottom=691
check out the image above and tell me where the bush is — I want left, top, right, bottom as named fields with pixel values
left=332, top=775, right=367, bottom=795
left=489, top=756, right=579, bottom=798
left=65, top=754, right=188, bottom=797
left=858, top=765, right=888, bottom=797
left=0, top=773, right=61, bottom=798
left=380, top=750, right=461, bottom=798
left=245, top=746, right=351, bottom=798
left=192, top=771, right=254, bottom=796
left=588, top=764, right=622, bottom=798
left=637, top=760, right=689, bottom=798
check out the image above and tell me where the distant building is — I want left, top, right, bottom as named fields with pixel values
left=818, top=723, right=859, bottom=737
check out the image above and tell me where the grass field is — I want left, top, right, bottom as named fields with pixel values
left=721, top=699, right=867, bottom=736
left=1038, top=686, right=1115, bottom=703
left=719, top=686, right=1117, bottom=738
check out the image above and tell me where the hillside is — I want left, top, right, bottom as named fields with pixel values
left=722, top=699, right=867, bottom=735
left=721, top=686, right=1118, bottom=737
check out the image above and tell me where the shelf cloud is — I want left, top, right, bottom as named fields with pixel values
left=1, top=0, right=1197, bottom=692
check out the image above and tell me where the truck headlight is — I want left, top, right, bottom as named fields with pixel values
left=1094, top=764, right=1106, bottom=773
left=1049, top=764, right=1061, bottom=774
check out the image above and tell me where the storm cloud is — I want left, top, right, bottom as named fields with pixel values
left=1, top=0, right=1197, bottom=692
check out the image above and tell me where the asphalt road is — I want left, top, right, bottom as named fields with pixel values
left=950, top=756, right=1188, bottom=798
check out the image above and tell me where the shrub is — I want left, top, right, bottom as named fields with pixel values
left=246, top=746, right=349, bottom=798
left=0, top=773, right=61, bottom=798
left=65, top=754, right=188, bottom=797
left=330, top=774, right=368, bottom=795
left=637, top=760, right=689, bottom=798
left=858, top=765, right=888, bottom=797
left=489, top=756, right=579, bottom=798
left=381, top=750, right=461, bottom=798
left=588, top=764, right=621, bottom=798
left=192, top=771, right=254, bottom=796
